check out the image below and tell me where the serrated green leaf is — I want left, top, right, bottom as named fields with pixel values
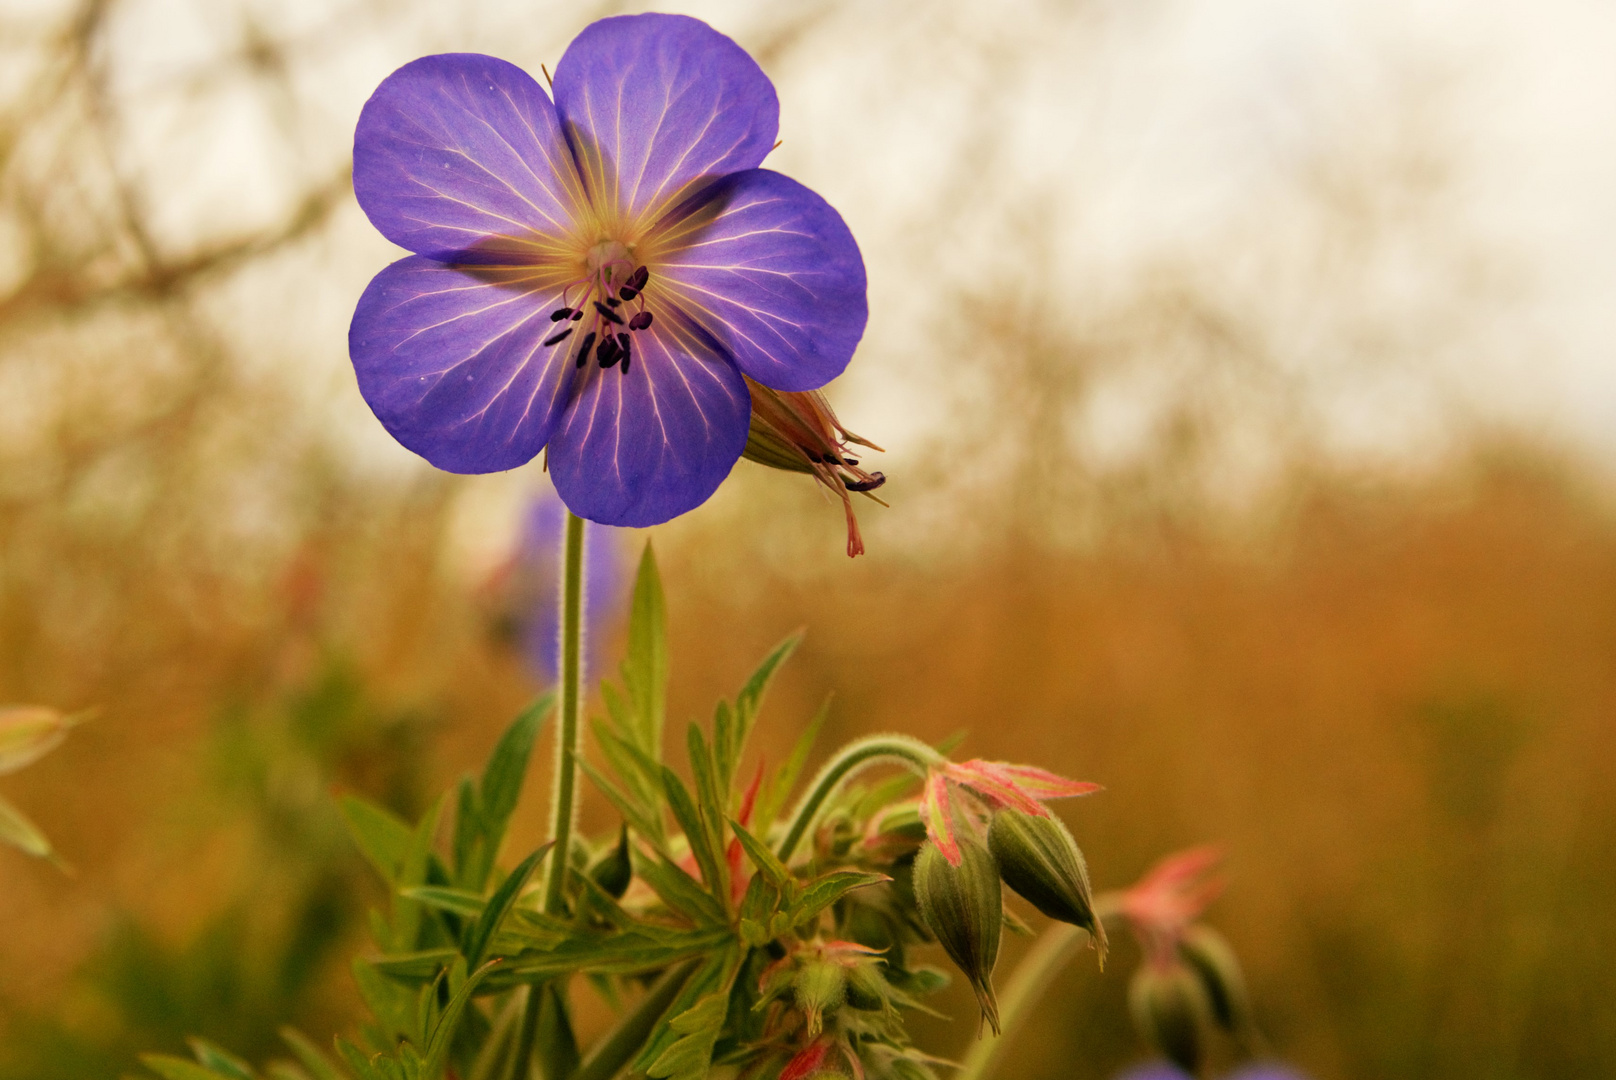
left=754, top=696, right=830, bottom=837
left=589, top=720, right=663, bottom=835
left=465, top=844, right=550, bottom=968
left=495, top=927, right=732, bottom=982
left=140, top=1054, right=242, bottom=1080
left=792, top=870, right=890, bottom=928
left=622, top=543, right=668, bottom=760
left=645, top=990, right=728, bottom=1080
left=0, top=794, right=52, bottom=860
left=339, top=797, right=413, bottom=886
left=280, top=1028, right=349, bottom=1080
left=660, top=767, right=723, bottom=906
left=421, top=960, right=501, bottom=1080
left=188, top=1038, right=254, bottom=1079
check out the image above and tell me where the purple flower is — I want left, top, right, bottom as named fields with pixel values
left=1223, top=1066, right=1314, bottom=1080
left=349, top=14, right=867, bottom=526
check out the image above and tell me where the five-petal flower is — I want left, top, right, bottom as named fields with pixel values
left=349, top=14, right=868, bottom=526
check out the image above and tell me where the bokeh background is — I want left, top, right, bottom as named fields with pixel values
left=3, top=0, right=1616, bottom=1077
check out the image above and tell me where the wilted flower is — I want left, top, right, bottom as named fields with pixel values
left=742, top=382, right=886, bottom=556
left=350, top=14, right=867, bottom=527
left=919, top=758, right=1100, bottom=867
left=912, top=837, right=1003, bottom=1034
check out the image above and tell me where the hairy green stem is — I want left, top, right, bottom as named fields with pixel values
left=955, top=923, right=1086, bottom=1080
left=776, top=733, right=944, bottom=863
left=544, top=510, right=586, bottom=914
left=572, top=961, right=699, bottom=1080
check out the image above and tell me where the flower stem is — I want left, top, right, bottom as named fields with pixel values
left=544, top=509, right=587, bottom=915
left=775, top=734, right=944, bottom=863
left=954, top=923, right=1086, bottom=1080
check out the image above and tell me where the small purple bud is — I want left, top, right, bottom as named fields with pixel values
left=1129, top=961, right=1213, bottom=1076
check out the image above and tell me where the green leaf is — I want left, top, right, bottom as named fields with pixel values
left=479, top=695, right=551, bottom=846
left=280, top=1027, right=351, bottom=1080
left=726, top=818, right=791, bottom=891
left=334, top=1039, right=384, bottom=1080
left=141, top=1054, right=242, bottom=1080
left=724, top=632, right=801, bottom=787
left=451, top=777, right=483, bottom=891
left=621, top=543, right=668, bottom=759
left=589, top=720, right=664, bottom=838
left=737, top=873, right=785, bottom=948
left=422, top=960, right=501, bottom=1080
left=660, top=767, right=723, bottom=906
left=399, top=887, right=484, bottom=920
left=631, top=948, right=740, bottom=1074
left=353, top=958, right=420, bottom=1044
left=496, top=927, right=733, bottom=981
left=792, top=870, right=891, bottom=928
left=188, top=1039, right=255, bottom=1079
left=685, top=726, right=726, bottom=867
left=465, top=844, right=550, bottom=968
left=366, top=948, right=460, bottom=982
left=536, top=982, right=581, bottom=1080
left=753, top=696, right=830, bottom=835
left=0, top=794, right=52, bottom=860
left=645, top=990, right=729, bottom=1080
left=339, top=796, right=413, bottom=886
left=579, top=760, right=665, bottom=854
left=395, top=795, right=446, bottom=950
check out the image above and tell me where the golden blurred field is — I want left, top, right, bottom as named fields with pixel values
left=3, top=1, right=1616, bottom=1078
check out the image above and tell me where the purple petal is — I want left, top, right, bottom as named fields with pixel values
left=546, top=315, right=750, bottom=526
left=1112, top=1063, right=1195, bottom=1080
left=349, top=255, right=578, bottom=473
left=354, top=54, right=587, bottom=262
left=552, top=14, right=778, bottom=230
left=650, top=169, right=867, bottom=392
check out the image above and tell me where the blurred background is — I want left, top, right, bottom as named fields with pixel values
left=2, top=0, right=1615, bottom=1077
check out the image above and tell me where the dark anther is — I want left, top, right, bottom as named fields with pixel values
left=576, top=331, right=596, bottom=368
left=606, top=297, right=621, bottom=308
left=843, top=457, right=859, bottom=466
left=628, top=311, right=653, bottom=331
left=616, top=332, right=631, bottom=352
left=618, top=286, right=638, bottom=301
left=593, top=300, right=624, bottom=325
left=627, top=265, right=650, bottom=291
left=844, top=472, right=886, bottom=492
left=549, top=307, right=573, bottom=322
left=571, top=309, right=583, bottom=321
left=597, top=337, right=620, bottom=368
left=619, top=351, right=631, bottom=375
left=543, top=327, right=574, bottom=347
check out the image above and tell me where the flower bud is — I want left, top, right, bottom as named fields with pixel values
left=1178, top=924, right=1253, bottom=1039
left=987, top=809, right=1108, bottom=966
left=843, top=962, right=890, bottom=1012
left=794, top=959, right=847, bottom=1037
left=588, top=824, right=633, bottom=899
left=913, top=838, right=1003, bottom=1034
left=1128, top=960, right=1213, bottom=1075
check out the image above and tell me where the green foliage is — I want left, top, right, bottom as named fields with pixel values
left=130, top=545, right=1043, bottom=1080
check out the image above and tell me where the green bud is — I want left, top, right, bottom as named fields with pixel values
left=1178, top=924, right=1253, bottom=1039
left=987, top=810, right=1107, bottom=966
left=1128, top=961, right=1213, bottom=1075
left=913, top=838, right=1003, bottom=1034
left=795, top=960, right=847, bottom=1037
left=843, top=962, right=889, bottom=1012
left=588, top=824, right=633, bottom=899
